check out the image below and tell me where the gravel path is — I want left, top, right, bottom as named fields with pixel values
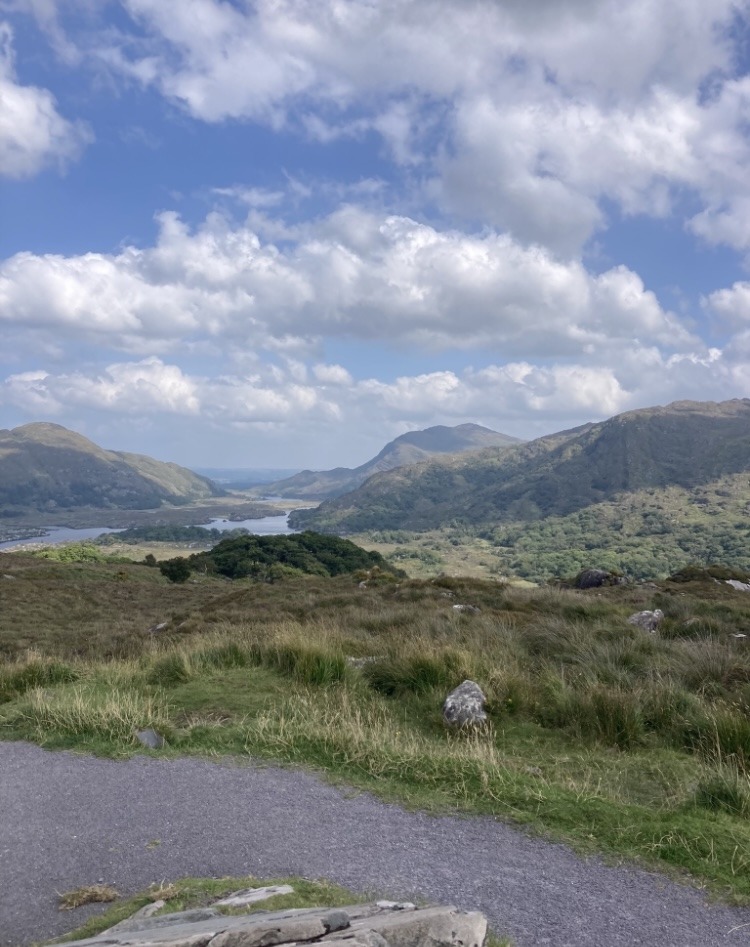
left=3, top=741, right=750, bottom=947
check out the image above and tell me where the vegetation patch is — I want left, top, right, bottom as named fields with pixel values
left=5, top=554, right=750, bottom=902
left=58, top=884, right=119, bottom=911
left=50, top=876, right=367, bottom=943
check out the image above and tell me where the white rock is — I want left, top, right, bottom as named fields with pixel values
left=214, top=885, right=294, bottom=908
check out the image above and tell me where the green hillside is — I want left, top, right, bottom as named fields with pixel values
left=292, top=399, right=750, bottom=533
left=0, top=422, right=223, bottom=513
left=261, top=423, right=521, bottom=500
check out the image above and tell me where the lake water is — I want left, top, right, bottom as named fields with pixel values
left=0, top=513, right=294, bottom=550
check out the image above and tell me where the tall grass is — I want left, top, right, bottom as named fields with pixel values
left=7, top=684, right=171, bottom=746
left=7, top=558, right=750, bottom=896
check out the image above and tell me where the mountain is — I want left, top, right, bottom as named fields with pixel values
left=290, top=399, right=750, bottom=533
left=260, top=423, right=522, bottom=500
left=0, top=422, right=223, bottom=513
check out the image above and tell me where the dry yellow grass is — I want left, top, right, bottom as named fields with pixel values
left=58, top=884, right=119, bottom=910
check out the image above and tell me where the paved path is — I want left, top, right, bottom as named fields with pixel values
left=2, top=741, right=750, bottom=947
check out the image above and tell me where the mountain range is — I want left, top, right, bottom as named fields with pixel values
left=0, top=422, right=222, bottom=513
left=257, top=423, right=521, bottom=500
left=290, top=399, right=750, bottom=533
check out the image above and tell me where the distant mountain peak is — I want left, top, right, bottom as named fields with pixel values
left=290, top=398, right=750, bottom=534
left=258, top=422, right=522, bottom=501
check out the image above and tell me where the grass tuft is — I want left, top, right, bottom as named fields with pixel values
left=58, top=884, right=119, bottom=911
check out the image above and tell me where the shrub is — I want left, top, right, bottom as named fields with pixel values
left=160, top=558, right=192, bottom=584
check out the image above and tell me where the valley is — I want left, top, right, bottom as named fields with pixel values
left=3, top=399, right=750, bottom=938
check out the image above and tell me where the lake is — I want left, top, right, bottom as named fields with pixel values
left=0, top=513, right=294, bottom=550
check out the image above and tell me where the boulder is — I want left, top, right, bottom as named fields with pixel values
left=726, top=580, right=750, bottom=592
left=443, top=680, right=487, bottom=729
left=136, top=728, right=167, bottom=749
left=627, top=609, right=664, bottom=632
left=452, top=604, right=481, bottom=614
left=574, top=568, right=626, bottom=589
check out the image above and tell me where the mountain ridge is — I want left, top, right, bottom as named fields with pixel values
left=258, top=423, right=522, bottom=500
left=290, top=399, right=750, bottom=533
left=0, top=422, right=223, bottom=513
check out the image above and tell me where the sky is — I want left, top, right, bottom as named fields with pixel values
left=2, top=1, right=750, bottom=469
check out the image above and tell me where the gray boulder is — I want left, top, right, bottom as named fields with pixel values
left=575, top=569, right=626, bottom=589
left=443, top=680, right=487, bottom=729
left=135, top=728, right=166, bottom=749
left=627, top=609, right=664, bottom=633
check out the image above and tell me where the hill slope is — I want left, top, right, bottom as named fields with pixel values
left=0, top=422, right=222, bottom=512
left=290, top=399, right=750, bottom=532
left=261, top=423, right=521, bottom=500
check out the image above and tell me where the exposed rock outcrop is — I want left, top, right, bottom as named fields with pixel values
left=62, top=895, right=488, bottom=947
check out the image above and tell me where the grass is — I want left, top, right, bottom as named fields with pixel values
left=48, top=876, right=370, bottom=943
left=57, top=885, right=119, bottom=911
left=5, top=552, right=750, bottom=904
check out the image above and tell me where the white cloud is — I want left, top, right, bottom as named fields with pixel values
left=704, top=281, right=750, bottom=328
left=90, top=0, right=750, bottom=252
left=3, top=342, right=748, bottom=462
left=0, top=205, right=698, bottom=359
left=0, top=21, right=90, bottom=178
left=313, top=363, right=353, bottom=386
left=2, top=358, right=200, bottom=415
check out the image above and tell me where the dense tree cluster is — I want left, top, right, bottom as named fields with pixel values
left=187, top=531, right=400, bottom=581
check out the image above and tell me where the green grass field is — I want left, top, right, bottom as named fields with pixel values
left=3, top=551, right=750, bottom=905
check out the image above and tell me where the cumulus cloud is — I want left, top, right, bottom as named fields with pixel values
left=704, top=281, right=750, bottom=328
left=90, top=0, right=750, bottom=252
left=3, top=342, right=747, bottom=458
left=0, top=205, right=698, bottom=359
left=0, top=21, right=90, bottom=178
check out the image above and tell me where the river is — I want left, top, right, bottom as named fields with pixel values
left=0, top=513, right=294, bottom=550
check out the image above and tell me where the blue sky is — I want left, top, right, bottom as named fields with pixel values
left=2, top=0, right=750, bottom=468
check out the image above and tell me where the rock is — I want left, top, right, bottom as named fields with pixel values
left=204, top=908, right=351, bottom=947
left=2, top=573, right=16, bottom=580
left=346, top=656, right=378, bottom=670
left=726, top=580, right=750, bottom=592
left=104, top=907, right=222, bottom=935
left=574, top=568, right=626, bottom=589
left=732, top=633, right=747, bottom=639
left=149, top=621, right=169, bottom=634
left=59, top=901, right=487, bottom=947
left=452, top=604, right=481, bottom=614
left=214, top=885, right=294, bottom=908
left=136, top=728, right=167, bottom=749
left=329, top=905, right=487, bottom=947
left=102, top=901, right=166, bottom=934
left=627, top=609, right=664, bottom=632
left=443, top=680, right=487, bottom=729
